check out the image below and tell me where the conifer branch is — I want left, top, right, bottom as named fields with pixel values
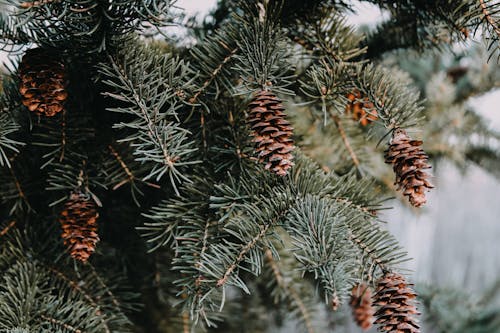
left=108, top=144, right=135, bottom=190
left=48, top=266, right=112, bottom=333
left=217, top=222, right=271, bottom=287
left=479, top=0, right=500, bottom=39
left=189, top=45, right=239, bottom=105
left=39, top=314, right=83, bottom=333
left=8, top=164, right=29, bottom=208
left=89, top=266, right=121, bottom=310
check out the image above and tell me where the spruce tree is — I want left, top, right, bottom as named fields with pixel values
left=0, top=1, right=499, bottom=332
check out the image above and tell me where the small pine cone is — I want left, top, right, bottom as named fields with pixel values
left=19, top=48, right=68, bottom=117
left=247, top=90, right=294, bottom=176
left=346, top=89, right=378, bottom=126
left=373, top=272, right=420, bottom=333
left=350, top=283, right=375, bottom=331
left=59, top=192, right=99, bottom=262
left=384, top=129, right=434, bottom=207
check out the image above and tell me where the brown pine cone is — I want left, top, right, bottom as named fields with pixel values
left=350, top=283, right=375, bottom=330
left=247, top=90, right=294, bottom=176
left=373, top=272, right=420, bottom=333
left=19, top=48, right=67, bottom=117
left=346, top=89, right=378, bottom=126
left=59, top=192, right=99, bottom=262
left=384, top=129, right=434, bottom=207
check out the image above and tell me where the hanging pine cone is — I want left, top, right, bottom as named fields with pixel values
left=373, top=272, right=420, bottom=333
left=247, top=90, right=294, bottom=176
left=59, top=192, right=99, bottom=262
left=350, top=283, right=375, bottom=331
left=384, top=129, right=434, bottom=207
left=19, top=48, right=67, bottom=117
left=345, top=89, right=378, bottom=126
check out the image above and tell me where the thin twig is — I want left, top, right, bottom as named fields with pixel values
left=217, top=223, right=271, bottom=287
left=479, top=0, right=500, bottom=39
left=59, top=109, right=66, bottom=162
left=189, top=44, right=238, bottom=105
left=264, top=249, right=315, bottom=333
left=109, top=144, right=135, bottom=188
left=20, top=0, right=61, bottom=8
left=40, top=314, right=83, bottom=333
left=89, top=265, right=121, bottom=309
left=188, top=44, right=238, bottom=151
left=332, top=116, right=362, bottom=173
left=0, top=220, right=16, bottom=237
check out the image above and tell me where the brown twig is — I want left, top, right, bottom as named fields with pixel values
left=217, top=223, right=271, bottom=287
left=40, top=314, right=82, bottom=333
left=59, top=109, right=66, bottom=162
left=20, top=0, right=60, bottom=9
left=188, top=44, right=238, bottom=151
left=109, top=144, right=135, bottom=189
left=0, top=220, right=16, bottom=237
left=264, top=249, right=314, bottom=333
left=332, top=116, right=361, bottom=171
left=479, top=0, right=500, bottom=39
left=189, top=44, right=238, bottom=105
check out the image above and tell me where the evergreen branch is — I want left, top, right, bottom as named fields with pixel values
left=346, top=218, right=408, bottom=280
left=189, top=44, right=239, bottom=104
left=39, top=314, right=83, bottom=333
left=8, top=164, right=30, bottom=210
left=88, top=266, right=121, bottom=310
left=48, top=266, right=101, bottom=308
left=0, top=113, right=23, bottom=168
left=479, top=0, right=500, bottom=39
left=108, top=144, right=136, bottom=190
left=288, top=8, right=365, bottom=62
left=264, top=248, right=315, bottom=333
left=285, top=195, right=357, bottom=302
left=233, top=1, right=295, bottom=93
left=100, top=44, right=199, bottom=193
left=216, top=222, right=271, bottom=287
left=108, top=54, right=182, bottom=173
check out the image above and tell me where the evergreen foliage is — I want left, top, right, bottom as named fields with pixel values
left=0, top=0, right=499, bottom=332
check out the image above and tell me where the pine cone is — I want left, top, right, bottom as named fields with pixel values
left=373, top=272, right=420, bottom=333
left=247, top=90, right=294, bottom=176
left=384, top=129, right=434, bottom=207
left=59, top=192, right=99, bottom=262
left=19, top=48, right=67, bottom=117
left=346, top=89, right=378, bottom=126
left=350, top=283, right=375, bottom=330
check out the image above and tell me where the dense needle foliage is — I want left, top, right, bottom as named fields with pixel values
left=0, top=0, right=499, bottom=332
